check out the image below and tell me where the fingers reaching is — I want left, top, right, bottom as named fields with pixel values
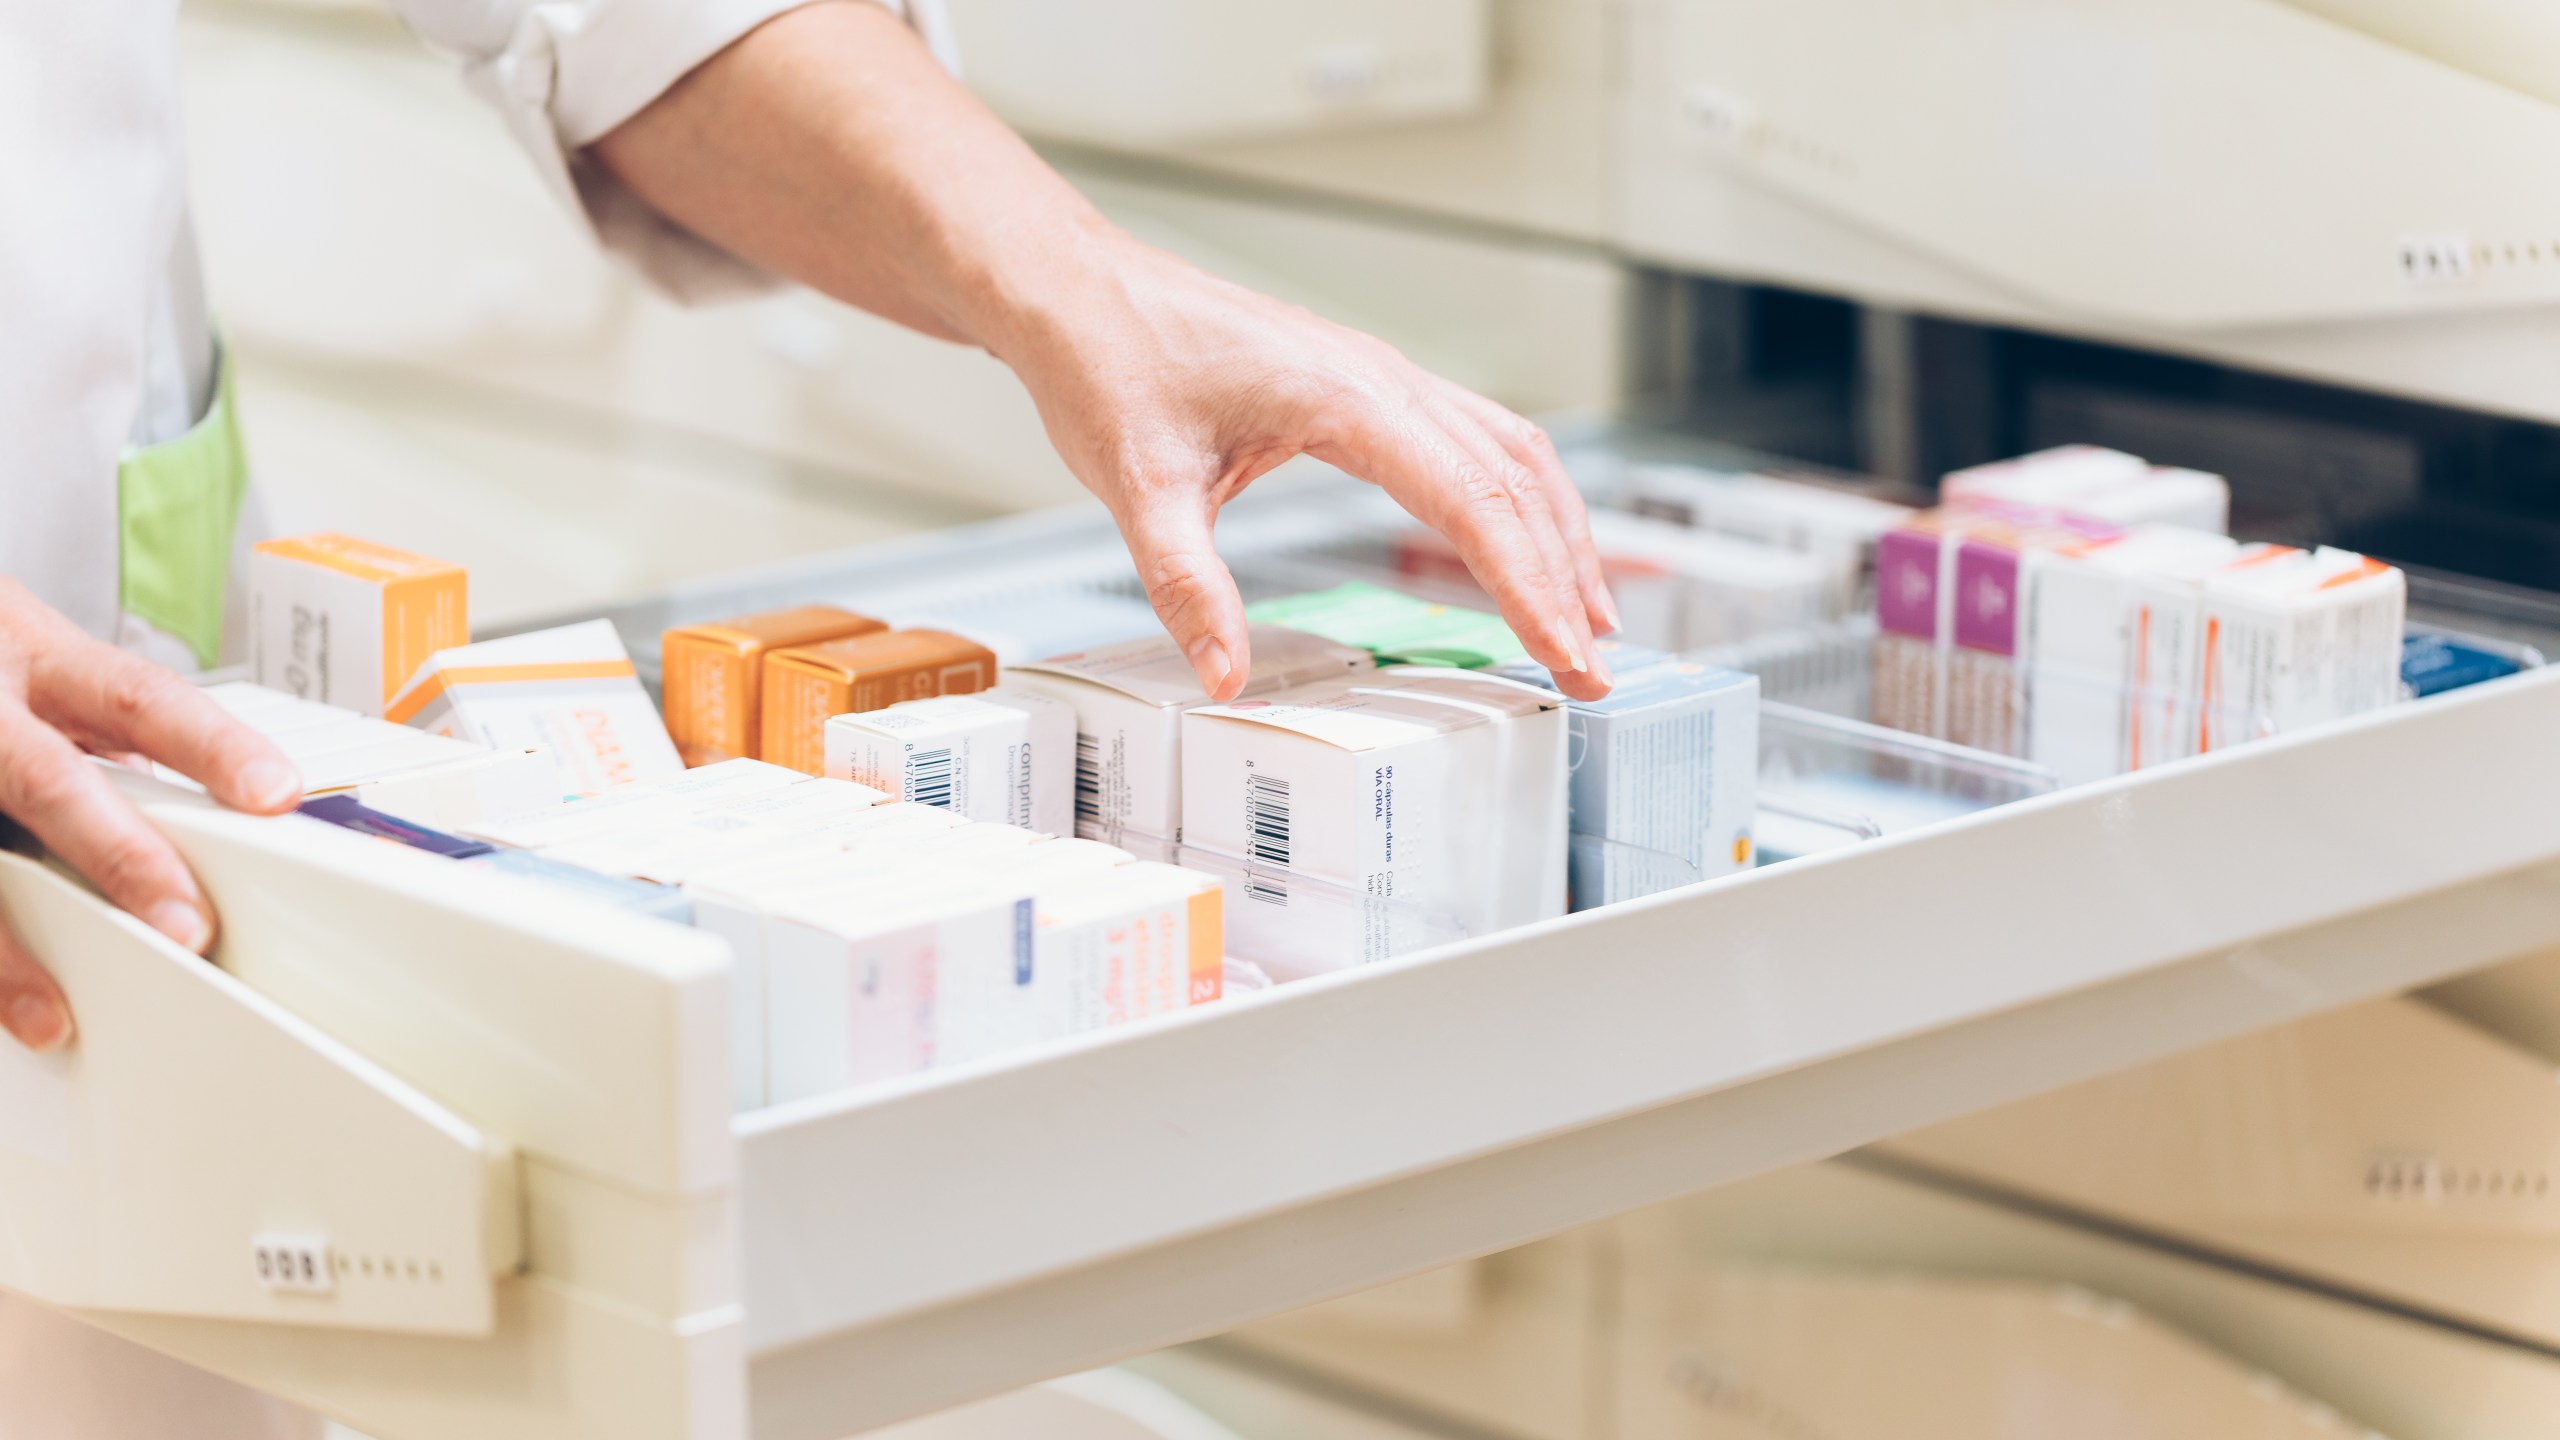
left=1433, top=380, right=1621, bottom=639
left=0, top=910, right=71, bottom=1053
left=28, top=645, right=300, bottom=815
left=1409, top=386, right=1611, bottom=697
left=1312, top=381, right=1612, bottom=700
left=0, top=706, right=214, bottom=955
left=1119, top=491, right=1254, bottom=701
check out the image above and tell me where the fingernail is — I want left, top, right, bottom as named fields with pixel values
left=1554, top=636, right=1588, bottom=674
left=1590, top=649, right=1615, bottom=689
left=1596, top=587, right=1624, bottom=637
left=149, top=900, right=213, bottom=955
left=1186, top=635, right=1233, bottom=695
left=241, top=757, right=303, bottom=811
left=7, top=993, right=69, bottom=1053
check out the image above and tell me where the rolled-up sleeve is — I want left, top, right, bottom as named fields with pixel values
left=392, top=0, right=958, bottom=302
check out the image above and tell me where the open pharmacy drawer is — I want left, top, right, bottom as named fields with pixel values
left=11, top=469, right=2560, bottom=1440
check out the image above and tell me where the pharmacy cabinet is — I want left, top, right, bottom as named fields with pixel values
left=11, top=478, right=2560, bottom=1440
left=1222, top=1235, right=1602, bottom=1440
left=1874, top=991, right=2560, bottom=1352
left=1215, top=1150, right=2560, bottom=1440
left=1616, top=1161, right=2560, bottom=1440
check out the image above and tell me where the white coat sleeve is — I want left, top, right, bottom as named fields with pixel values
left=389, top=0, right=960, bottom=303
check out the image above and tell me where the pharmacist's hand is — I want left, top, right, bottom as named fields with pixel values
left=1009, top=240, right=1621, bottom=703
left=581, top=4, right=1613, bottom=700
left=0, top=578, right=303, bottom=1051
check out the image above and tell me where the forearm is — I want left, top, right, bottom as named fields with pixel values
left=589, top=1, right=1109, bottom=360
left=587, top=0, right=1616, bottom=702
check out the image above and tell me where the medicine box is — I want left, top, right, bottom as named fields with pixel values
left=1029, top=861, right=1224, bottom=1037
left=765, top=886, right=1036, bottom=1096
left=1621, top=462, right=1917, bottom=617
left=198, top=680, right=560, bottom=825
left=823, top=688, right=1076, bottom=835
left=388, top=619, right=683, bottom=795
left=2198, top=547, right=2406, bottom=750
left=248, top=532, right=467, bottom=714
left=756, top=846, right=1222, bottom=1100
left=1580, top=508, right=1832, bottom=652
left=1554, top=661, right=1760, bottom=908
left=1944, top=445, right=2230, bottom=535
left=1180, top=667, right=1568, bottom=968
left=2020, top=527, right=2242, bottom=785
left=760, top=628, right=997, bottom=775
left=1393, top=517, right=1830, bottom=654
left=1871, top=505, right=2120, bottom=752
left=461, top=756, right=806, bottom=851
left=2403, top=629, right=2525, bottom=697
left=660, top=604, right=885, bottom=766
left=1003, top=623, right=1371, bottom=848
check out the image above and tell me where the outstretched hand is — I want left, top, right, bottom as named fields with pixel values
left=590, top=0, right=1618, bottom=701
left=999, top=239, right=1619, bottom=701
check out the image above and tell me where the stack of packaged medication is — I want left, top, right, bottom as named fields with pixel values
left=1620, top=463, right=1920, bottom=618
left=1871, top=448, right=2240, bottom=758
left=1389, top=513, right=1829, bottom=653
left=660, top=605, right=886, bottom=767
left=250, top=531, right=693, bottom=799
left=822, top=688, right=1078, bottom=836
left=461, top=760, right=1229, bottom=1109
left=1880, top=517, right=2405, bottom=772
left=1179, top=667, right=1569, bottom=976
left=1872, top=503, right=2126, bottom=753
left=1943, top=445, right=2230, bottom=533
left=759, top=628, right=997, bottom=774
left=198, top=681, right=562, bottom=827
left=1002, top=624, right=1372, bottom=860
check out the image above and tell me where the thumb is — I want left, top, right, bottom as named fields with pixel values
left=1120, top=495, right=1252, bottom=701
left=0, top=908, right=72, bottom=1053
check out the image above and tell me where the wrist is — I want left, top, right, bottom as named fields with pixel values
left=945, top=209, right=1152, bottom=379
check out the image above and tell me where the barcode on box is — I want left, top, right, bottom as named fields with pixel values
left=1245, top=770, right=1292, bottom=868
left=904, top=746, right=955, bottom=809
left=1074, top=731, right=1101, bottom=824
left=1245, top=870, right=1290, bottom=907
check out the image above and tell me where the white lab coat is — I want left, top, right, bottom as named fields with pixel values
left=0, top=0, right=943, bottom=1432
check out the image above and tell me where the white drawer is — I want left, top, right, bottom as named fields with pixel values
left=10, top=482, right=2560, bottom=1440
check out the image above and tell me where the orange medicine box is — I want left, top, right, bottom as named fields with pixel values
left=249, top=533, right=468, bottom=715
left=662, top=605, right=885, bottom=766
left=760, top=629, right=997, bottom=775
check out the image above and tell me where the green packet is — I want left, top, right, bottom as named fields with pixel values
left=1246, top=582, right=1530, bottom=670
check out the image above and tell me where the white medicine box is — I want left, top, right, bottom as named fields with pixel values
left=1180, top=667, right=1568, bottom=968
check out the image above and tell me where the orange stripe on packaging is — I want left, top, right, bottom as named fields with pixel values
left=385, top=660, right=637, bottom=725
left=1187, top=886, right=1224, bottom=1005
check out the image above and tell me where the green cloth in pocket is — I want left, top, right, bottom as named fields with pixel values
left=117, top=345, right=248, bottom=669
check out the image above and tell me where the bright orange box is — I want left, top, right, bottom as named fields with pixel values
left=759, top=629, right=997, bottom=775
left=248, top=533, right=468, bottom=714
left=661, top=605, right=885, bottom=767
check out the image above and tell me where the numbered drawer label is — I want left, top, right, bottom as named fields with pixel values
left=251, top=1234, right=334, bottom=1294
